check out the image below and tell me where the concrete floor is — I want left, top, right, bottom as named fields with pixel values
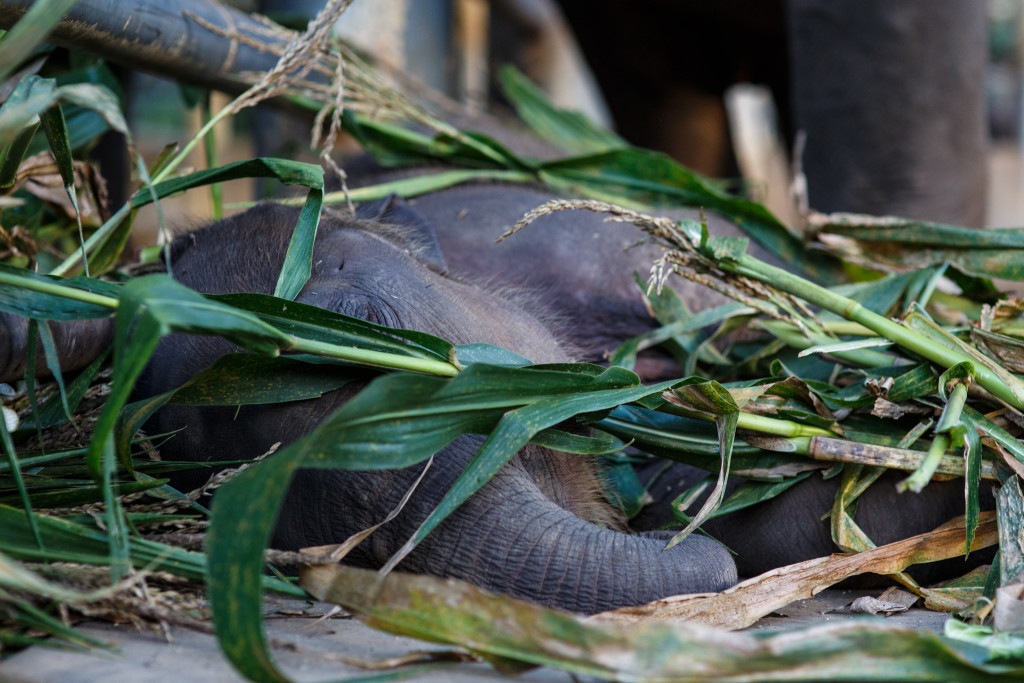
left=0, top=589, right=953, bottom=683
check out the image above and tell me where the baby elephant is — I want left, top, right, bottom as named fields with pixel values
left=136, top=202, right=737, bottom=614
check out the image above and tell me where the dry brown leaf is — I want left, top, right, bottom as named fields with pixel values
left=589, top=512, right=996, bottom=630
left=808, top=435, right=998, bottom=480
left=13, top=152, right=109, bottom=226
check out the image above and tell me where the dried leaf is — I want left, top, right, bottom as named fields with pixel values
left=300, top=552, right=1024, bottom=682
left=848, top=596, right=910, bottom=616
left=591, top=513, right=997, bottom=630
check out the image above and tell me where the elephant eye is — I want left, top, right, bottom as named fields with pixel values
left=341, top=298, right=401, bottom=328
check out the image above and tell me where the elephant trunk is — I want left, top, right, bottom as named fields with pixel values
left=400, top=475, right=738, bottom=615
left=0, top=314, right=114, bottom=383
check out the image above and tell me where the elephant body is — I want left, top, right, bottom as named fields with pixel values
left=137, top=202, right=737, bottom=614
left=347, top=184, right=991, bottom=585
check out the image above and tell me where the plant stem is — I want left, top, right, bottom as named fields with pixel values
left=724, top=254, right=1024, bottom=410
left=899, top=380, right=971, bottom=492
left=201, top=95, right=223, bottom=219
left=50, top=202, right=133, bottom=276
left=1, top=273, right=460, bottom=377
left=661, top=402, right=833, bottom=439
left=897, top=433, right=951, bottom=493
left=289, top=338, right=459, bottom=377
left=758, top=319, right=896, bottom=368
left=153, top=103, right=235, bottom=185
left=0, top=272, right=118, bottom=309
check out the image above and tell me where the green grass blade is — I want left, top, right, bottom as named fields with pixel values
left=19, top=346, right=108, bottom=433
left=52, top=157, right=324, bottom=276
left=207, top=441, right=306, bottom=683
left=498, top=66, right=626, bottom=155
left=23, top=319, right=42, bottom=445
left=317, top=169, right=534, bottom=207
left=664, top=379, right=739, bottom=549
left=39, top=100, right=88, bottom=274
left=34, top=320, right=74, bottom=425
left=217, top=292, right=456, bottom=364
left=169, top=354, right=358, bottom=406
left=272, top=187, right=323, bottom=301
left=530, top=427, right=626, bottom=455
left=0, top=118, right=38, bottom=189
left=0, top=0, right=78, bottom=83
left=0, top=264, right=119, bottom=319
left=87, top=275, right=292, bottom=475
left=0, top=405, right=43, bottom=550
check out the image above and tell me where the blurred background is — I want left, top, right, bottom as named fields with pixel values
left=121, top=0, right=1024, bottom=242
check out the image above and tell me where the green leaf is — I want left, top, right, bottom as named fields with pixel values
left=705, top=235, right=750, bottom=263
left=824, top=270, right=928, bottom=319
left=321, top=168, right=534, bottom=207
left=218, top=292, right=454, bottom=364
left=272, top=187, right=323, bottom=301
left=960, top=412, right=982, bottom=553
left=664, top=379, right=739, bottom=548
left=0, top=263, right=118, bottom=320
left=0, top=117, right=38, bottom=189
left=0, top=0, right=79, bottom=83
left=603, top=459, right=649, bottom=518
left=997, top=477, right=1024, bottom=585
left=39, top=100, right=90, bottom=273
left=455, top=343, right=532, bottom=367
left=0, top=78, right=127, bottom=151
left=205, top=362, right=653, bottom=680
left=87, top=275, right=292, bottom=476
left=817, top=212, right=1024, bottom=280
left=610, top=300, right=748, bottom=372
left=0, top=479, right=166, bottom=508
left=498, top=65, right=626, bottom=155
left=676, top=471, right=814, bottom=523
left=343, top=111, right=521, bottom=170
left=32, top=320, right=74, bottom=427
left=0, top=504, right=298, bottom=595
left=0, top=404, right=42, bottom=550
left=303, top=562, right=1024, bottom=682
left=18, top=347, right=108, bottom=432
left=531, top=427, right=626, bottom=455
left=169, top=353, right=358, bottom=406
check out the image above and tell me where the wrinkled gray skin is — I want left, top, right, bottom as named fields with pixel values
left=136, top=202, right=736, bottom=614
left=0, top=316, right=111, bottom=383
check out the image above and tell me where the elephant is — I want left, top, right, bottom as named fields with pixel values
left=132, top=201, right=738, bottom=615
left=554, top=0, right=988, bottom=227
left=345, top=185, right=993, bottom=585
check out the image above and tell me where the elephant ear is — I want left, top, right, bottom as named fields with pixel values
left=356, top=194, right=448, bottom=273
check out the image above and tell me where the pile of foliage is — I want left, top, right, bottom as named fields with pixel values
left=5, top=0, right=1024, bottom=680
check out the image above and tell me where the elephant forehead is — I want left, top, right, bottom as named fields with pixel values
left=303, top=230, right=570, bottom=364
